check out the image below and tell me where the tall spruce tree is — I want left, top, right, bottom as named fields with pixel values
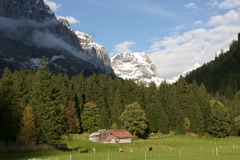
left=19, top=105, right=39, bottom=144
left=81, top=102, right=100, bottom=133
left=208, top=100, right=232, bottom=138
left=64, top=102, right=80, bottom=134
left=110, top=87, right=124, bottom=127
left=0, top=68, right=17, bottom=143
left=175, top=76, right=192, bottom=133
left=30, top=57, right=64, bottom=144
left=197, top=83, right=211, bottom=132
left=145, top=82, right=162, bottom=133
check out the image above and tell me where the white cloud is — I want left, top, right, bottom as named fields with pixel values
left=148, top=9, right=240, bottom=79
left=208, top=0, right=219, bottom=8
left=208, top=10, right=240, bottom=26
left=174, top=25, right=185, bottom=30
left=58, top=16, right=80, bottom=24
left=184, top=2, right=197, bottom=9
left=208, top=15, right=224, bottom=26
left=218, top=0, right=240, bottom=9
left=147, top=37, right=161, bottom=42
left=43, top=0, right=62, bottom=12
left=194, top=20, right=203, bottom=25
left=112, top=41, right=136, bottom=55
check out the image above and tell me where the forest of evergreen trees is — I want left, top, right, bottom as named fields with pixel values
left=186, top=38, right=240, bottom=99
left=1, top=55, right=240, bottom=145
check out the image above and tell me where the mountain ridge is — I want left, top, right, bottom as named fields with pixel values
left=111, top=52, right=200, bottom=85
left=0, top=0, right=114, bottom=77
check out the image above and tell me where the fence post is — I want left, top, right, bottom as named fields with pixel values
left=70, top=155, right=72, bottom=160
left=179, top=149, right=182, bottom=158
left=216, top=147, right=218, bottom=156
left=145, top=150, right=147, bottom=160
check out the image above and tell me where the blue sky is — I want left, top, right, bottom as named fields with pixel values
left=44, top=0, right=240, bottom=78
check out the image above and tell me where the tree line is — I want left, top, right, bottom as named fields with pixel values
left=0, top=57, right=240, bottom=145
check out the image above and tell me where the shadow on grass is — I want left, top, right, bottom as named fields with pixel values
left=52, top=144, right=91, bottom=153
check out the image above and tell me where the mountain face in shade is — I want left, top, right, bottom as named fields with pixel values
left=0, top=0, right=114, bottom=77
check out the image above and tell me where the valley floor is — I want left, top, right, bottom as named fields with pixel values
left=1, top=135, right=240, bottom=160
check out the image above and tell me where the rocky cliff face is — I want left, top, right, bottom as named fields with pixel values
left=75, top=31, right=113, bottom=74
left=111, top=52, right=163, bottom=85
left=0, top=0, right=53, bottom=22
left=0, top=0, right=114, bottom=76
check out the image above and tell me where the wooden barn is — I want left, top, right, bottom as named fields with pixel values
left=89, top=129, right=133, bottom=143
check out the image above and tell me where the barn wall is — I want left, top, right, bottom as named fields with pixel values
left=119, top=138, right=132, bottom=143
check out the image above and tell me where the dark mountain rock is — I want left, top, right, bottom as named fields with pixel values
left=0, top=0, right=114, bottom=77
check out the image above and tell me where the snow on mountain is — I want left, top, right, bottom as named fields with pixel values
left=0, top=0, right=114, bottom=77
left=111, top=51, right=201, bottom=85
left=75, top=31, right=113, bottom=73
left=111, top=52, right=164, bottom=86
left=167, top=63, right=201, bottom=84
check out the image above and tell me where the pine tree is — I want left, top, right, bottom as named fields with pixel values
left=235, top=115, right=240, bottom=136
left=145, top=82, right=160, bottom=133
left=96, top=75, right=111, bottom=129
left=119, top=102, right=147, bottom=136
left=183, top=117, right=191, bottom=134
left=30, top=57, right=64, bottom=144
left=71, top=74, right=85, bottom=117
left=197, top=83, right=211, bottom=132
left=64, top=102, right=80, bottom=134
left=0, top=68, right=17, bottom=143
left=208, top=100, right=232, bottom=138
left=109, top=79, right=125, bottom=127
left=159, top=81, right=173, bottom=134
left=187, top=84, right=204, bottom=134
left=175, top=76, right=192, bottom=133
left=19, top=105, right=39, bottom=144
left=81, top=102, right=100, bottom=133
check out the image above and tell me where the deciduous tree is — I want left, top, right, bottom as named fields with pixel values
left=119, top=102, right=147, bottom=136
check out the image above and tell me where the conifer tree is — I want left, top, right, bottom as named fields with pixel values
left=183, top=117, right=191, bottom=134
left=71, top=74, right=85, bottom=114
left=175, top=76, right=192, bottom=133
left=81, top=102, right=100, bottom=133
left=165, top=85, right=178, bottom=131
left=19, top=105, right=39, bottom=144
left=145, top=82, right=162, bottom=133
left=30, top=57, right=64, bottom=144
left=64, top=102, right=80, bottom=133
left=110, top=87, right=125, bottom=127
left=96, top=75, right=111, bottom=129
left=235, top=115, right=240, bottom=136
left=197, top=83, right=211, bottom=132
left=0, top=68, right=17, bottom=143
left=208, top=100, right=232, bottom=137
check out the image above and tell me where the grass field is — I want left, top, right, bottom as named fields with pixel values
left=1, top=135, right=240, bottom=160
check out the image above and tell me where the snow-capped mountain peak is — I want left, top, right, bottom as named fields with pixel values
left=111, top=51, right=201, bottom=85
left=111, top=52, right=163, bottom=85
left=168, top=63, right=201, bottom=83
left=75, top=31, right=112, bottom=73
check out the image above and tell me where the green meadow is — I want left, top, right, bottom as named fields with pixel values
left=1, top=135, right=240, bottom=160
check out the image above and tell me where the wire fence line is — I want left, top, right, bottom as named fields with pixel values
left=0, top=144, right=54, bottom=152
left=27, top=145, right=240, bottom=160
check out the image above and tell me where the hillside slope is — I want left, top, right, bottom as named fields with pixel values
left=185, top=34, right=240, bottom=98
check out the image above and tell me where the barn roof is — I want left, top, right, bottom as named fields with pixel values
left=105, top=135, right=115, bottom=141
left=108, top=129, right=133, bottom=138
